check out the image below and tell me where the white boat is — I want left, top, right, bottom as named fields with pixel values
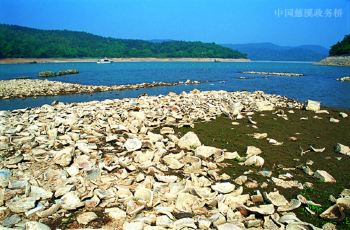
left=97, top=57, right=112, bottom=64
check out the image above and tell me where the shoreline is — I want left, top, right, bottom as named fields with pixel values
left=0, top=57, right=250, bottom=64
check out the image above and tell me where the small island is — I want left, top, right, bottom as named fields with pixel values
left=319, top=35, right=350, bottom=67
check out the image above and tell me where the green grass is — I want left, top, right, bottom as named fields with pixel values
left=176, top=107, right=350, bottom=229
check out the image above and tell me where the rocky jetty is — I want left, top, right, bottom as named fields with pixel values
left=0, top=79, right=200, bottom=99
left=318, top=56, right=350, bottom=67
left=242, top=71, right=304, bottom=77
left=0, top=89, right=329, bottom=229
left=38, top=69, right=79, bottom=78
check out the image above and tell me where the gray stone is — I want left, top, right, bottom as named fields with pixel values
left=6, top=197, right=37, bottom=213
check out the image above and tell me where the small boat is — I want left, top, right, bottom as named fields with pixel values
left=97, top=57, right=112, bottom=64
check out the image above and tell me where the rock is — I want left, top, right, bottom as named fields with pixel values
left=246, top=146, right=262, bottom=156
left=178, top=132, right=201, bottom=150
left=337, top=197, right=350, bottom=211
left=211, top=182, right=235, bottom=194
left=330, top=118, right=339, bottom=123
left=305, top=100, right=320, bottom=111
left=314, top=170, right=336, bottom=183
left=52, top=146, right=74, bottom=166
left=77, top=212, right=98, bottom=225
left=163, top=156, right=184, bottom=170
left=134, top=186, right=153, bottom=207
left=209, top=212, right=226, bottom=226
left=123, top=222, right=144, bottom=230
left=124, top=138, right=142, bottom=151
left=253, top=133, right=268, bottom=139
left=6, top=197, right=37, bottom=213
left=339, top=112, right=348, bottom=118
left=174, top=218, right=196, bottom=229
left=224, top=151, right=240, bottom=160
left=243, top=204, right=275, bottom=215
left=244, top=155, right=264, bottom=167
left=175, top=192, right=199, bottom=212
left=309, top=145, right=325, bottom=153
left=255, top=101, right=274, bottom=111
left=320, top=204, right=345, bottom=221
left=234, top=175, right=248, bottom=185
left=277, top=199, right=301, bottom=212
left=160, top=127, right=174, bottom=135
left=194, top=145, right=221, bottom=159
left=61, top=191, right=84, bottom=210
left=265, top=191, right=289, bottom=207
left=0, top=169, right=11, bottom=188
left=156, top=215, right=173, bottom=227
left=155, top=174, right=178, bottom=183
left=30, top=186, right=53, bottom=200
left=335, top=143, right=350, bottom=156
left=25, top=221, right=51, bottom=230
left=105, top=207, right=126, bottom=220
left=322, top=223, right=337, bottom=230
left=2, top=214, right=21, bottom=227
left=217, top=223, right=242, bottom=230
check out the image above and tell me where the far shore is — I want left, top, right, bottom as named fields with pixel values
left=0, top=57, right=250, bottom=64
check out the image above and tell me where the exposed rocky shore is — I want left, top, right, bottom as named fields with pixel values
left=0, top=90, right=349, bottom=229
left=318, top=56, right=350, bottom=67
left=242, top=71, right=304, bottom=77
left=0, top=79, right=200, bottom=100
left=1, top=89, right=348, bottom=229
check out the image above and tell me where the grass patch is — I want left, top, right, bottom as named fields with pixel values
left=176, top=107, right=350, bottom=229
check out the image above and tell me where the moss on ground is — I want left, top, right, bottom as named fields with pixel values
left=177, top=107, right=350, bottom=229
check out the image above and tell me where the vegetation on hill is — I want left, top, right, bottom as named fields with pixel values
left=0, top=24, right=246, bottom=59
left=222, top=42, right=328, bottom=61
left=329, top=35, right=350, bottom=56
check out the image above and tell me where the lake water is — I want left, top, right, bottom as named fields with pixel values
left=1, top=61, right=350, bottom=110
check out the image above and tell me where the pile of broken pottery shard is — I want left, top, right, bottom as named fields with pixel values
left=1, top=89, right=342, bottom=230
left=0, top=79, right=200, bottom=99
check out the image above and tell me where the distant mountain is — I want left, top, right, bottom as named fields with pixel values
left=222, top=42, right=328, bottom=61
left=0, top=24, right=246, bottom=59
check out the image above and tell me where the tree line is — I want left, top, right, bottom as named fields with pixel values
left=0, top=24, right=247, bottom=59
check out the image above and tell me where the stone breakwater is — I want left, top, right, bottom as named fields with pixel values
left=0, top=90, right=319, bottom=229
left=38, top=69, right=79, bottom=78
left=0, top=79, right=200, bottom=100
left=242, top=71, right=304, bottom=77
left=337, top=76, right=350, bottom=82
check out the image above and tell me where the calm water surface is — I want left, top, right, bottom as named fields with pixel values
left=0, top=61, right=350, bottom=110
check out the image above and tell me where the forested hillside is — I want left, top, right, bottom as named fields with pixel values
left=0, top=24, right=246, bottom=59
left=329, top=35, right=350, bottom=56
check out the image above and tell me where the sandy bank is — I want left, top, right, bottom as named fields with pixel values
left=0, top=57, right=250, bottom=64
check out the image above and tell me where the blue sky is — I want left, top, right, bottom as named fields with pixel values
left=0, top=0, right=349, bottom=47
